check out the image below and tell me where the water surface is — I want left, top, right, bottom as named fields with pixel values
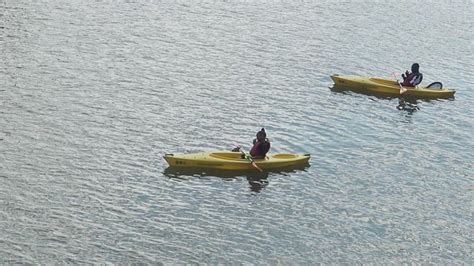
left=1, top=0, right=473, bottom=264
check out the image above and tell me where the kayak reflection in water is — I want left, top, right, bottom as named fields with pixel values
left=401, top=63, right=423, bottom=87
left=232, top=128, right=271, bottom=159
left=247, top=173, right=269, bottom=193
left=397, top=98, right=420, bottom=114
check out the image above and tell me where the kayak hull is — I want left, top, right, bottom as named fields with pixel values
left=164, top=152, right=310, bottom=170
left=330, top=75, right=455, bottom=99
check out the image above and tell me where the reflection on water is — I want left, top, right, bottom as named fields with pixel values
left=330, top=85, right=425, bottom=113
left=330, top=85, right=399, bottom=101
left=247, top=174, right=269, bottom=193
left=396, top=97, right=420, bottom=114
left=163, top=164, right=310, bottom=193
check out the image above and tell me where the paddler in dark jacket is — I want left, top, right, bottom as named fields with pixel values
left=249, top=128, right=271, bottom=159
left=401, top=63, right=423, bottom=87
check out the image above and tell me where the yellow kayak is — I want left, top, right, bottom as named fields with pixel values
left=331, top=74, right=455, bottom=99
left=164, top=152, right=310, bottom=170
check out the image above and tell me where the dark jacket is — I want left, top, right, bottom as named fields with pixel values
left=250, top=139, right=270, bottom=158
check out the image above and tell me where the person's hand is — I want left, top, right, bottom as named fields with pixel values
left=402, top=70, right=408, bottom=79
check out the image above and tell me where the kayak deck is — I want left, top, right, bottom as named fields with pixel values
left=164, top=152, right=310, bottom=170
left=331, top=74, right=455, bottom=99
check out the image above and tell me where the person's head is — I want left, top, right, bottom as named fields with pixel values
left=256, top=128, right=266, bottom=141
left=411, top=63, right=420, bottom=73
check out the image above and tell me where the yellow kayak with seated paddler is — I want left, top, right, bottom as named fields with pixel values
left=331, top=74, right=455, bottom=99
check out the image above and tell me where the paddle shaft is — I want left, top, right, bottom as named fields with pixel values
left=234, top=143, right=263, bottom=172
left=392, top=72, right=408, bottom=94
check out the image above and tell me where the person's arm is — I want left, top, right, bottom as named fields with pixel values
left=250, top=141, right=259, bottom=157
left=259, top=141, right=271, bottom=157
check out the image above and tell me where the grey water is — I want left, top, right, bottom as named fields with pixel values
left=1, top=0, right=473, bottom=264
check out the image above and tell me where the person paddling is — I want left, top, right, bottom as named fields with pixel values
left=249, top=128, right=271, bottom=159
left=232, top=128, right=271, bottom=159
left=401, top=63, right=423, bottom=87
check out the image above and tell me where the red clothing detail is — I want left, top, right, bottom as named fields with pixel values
left=401, top=73, right=415, bottom=87
left=250, top=141, right=270, bottom=158
left=401, top=72, right=422, bottom=87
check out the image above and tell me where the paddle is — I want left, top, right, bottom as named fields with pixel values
left=233, top=143, right=263, bottom=172
left=391, top=72, right=408, bottom=94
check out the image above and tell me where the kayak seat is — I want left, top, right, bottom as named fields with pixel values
left=210, top=152, right=245, bottom=160
left=427, top=82, right=443, bottom=89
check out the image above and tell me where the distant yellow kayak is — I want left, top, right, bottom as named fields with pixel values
left=164, top=152, right=310, bottom=170
left=331, top=75, right=455, bottom=99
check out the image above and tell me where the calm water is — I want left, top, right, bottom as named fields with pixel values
left=1, top=0, right=473, bottom=264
